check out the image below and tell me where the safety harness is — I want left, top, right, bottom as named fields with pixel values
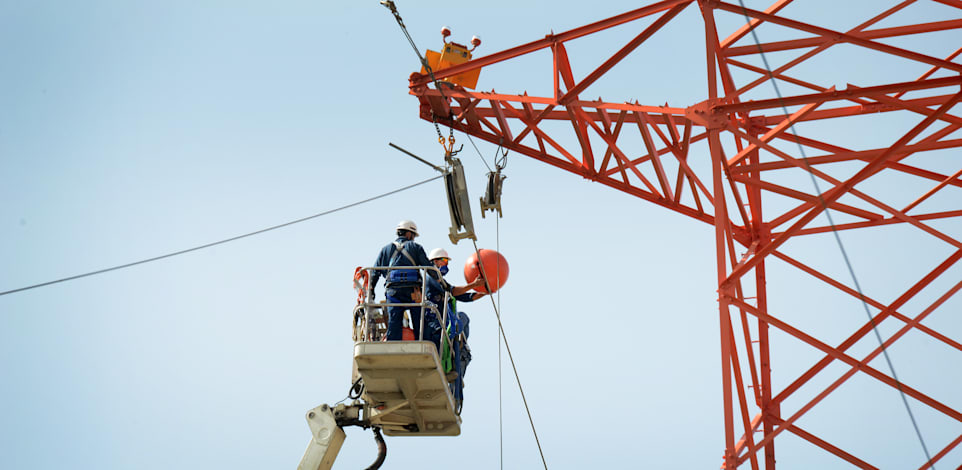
left=387, top=240, right=420, bottom=284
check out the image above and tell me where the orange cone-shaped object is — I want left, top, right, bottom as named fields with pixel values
left=464, top=249, right=509, bottom=294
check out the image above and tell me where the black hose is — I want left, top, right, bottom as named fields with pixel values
left=348, top=377, right=364, bottom=400
left=365, top=427, right=387, bottom=470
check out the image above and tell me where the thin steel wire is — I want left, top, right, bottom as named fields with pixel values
left=496, top=209, right=504, bottom=470
left=734, top=1, right=934, bottom=465
left=470, top=237, right=548, bottom=470
left=467, top=133, right=495, bottom=172
left=0, top=175, right=443, bottom=297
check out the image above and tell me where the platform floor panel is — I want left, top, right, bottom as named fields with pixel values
left=354, top=341, right=461, bottom=436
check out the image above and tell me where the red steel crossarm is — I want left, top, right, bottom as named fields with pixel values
left=419, top=88, right=689, bottom=118
left=723, top=19, right=962, bottom=57
left=446, top=101, right=720, bottom=226
left=709, top=1, right=962, bottom=73
left=410, top=0, right=695, bottom=86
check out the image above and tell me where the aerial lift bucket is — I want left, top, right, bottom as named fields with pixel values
left=354, top=340, right=461, bottom=436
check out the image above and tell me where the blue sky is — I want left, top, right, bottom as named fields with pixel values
left=2, top=1, right=961, bottom=469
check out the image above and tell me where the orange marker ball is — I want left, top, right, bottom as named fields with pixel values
left=464, top=249, right=509, bottom=294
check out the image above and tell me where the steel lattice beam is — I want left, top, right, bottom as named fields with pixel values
left=408, top=1, right=962, bottom=468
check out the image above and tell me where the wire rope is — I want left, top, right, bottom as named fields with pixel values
left=466, top=133, right=495, bottom=172
left=0, top=175, right=443, bottom=298
left=470, top=238, right=548, bottom=470
left=381, top=1, right=458, bottom=152
left=496, top=210, right=504, bottom=470
left=734, top=1, right=934, bottom=465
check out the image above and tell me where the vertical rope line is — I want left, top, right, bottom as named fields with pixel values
left=734, top=2, right=933, bottom=465
left=497, top=214, right=504, bottom=470
left=471, top=238, right=548, bottom=470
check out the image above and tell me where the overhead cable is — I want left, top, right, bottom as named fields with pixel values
left=0, top=175, right=443, bottom=297
left=735, top=1, right=933, bottom=465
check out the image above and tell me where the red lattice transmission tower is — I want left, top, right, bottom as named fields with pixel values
left=409, top=1, right=961, bottom=468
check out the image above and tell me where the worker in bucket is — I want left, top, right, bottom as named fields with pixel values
left=370, top=220, right=435, bottom=341
left=425, top=248, right=485, bottom=388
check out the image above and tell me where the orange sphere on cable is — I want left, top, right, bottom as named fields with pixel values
left=464, top=249, right=509, bottom=294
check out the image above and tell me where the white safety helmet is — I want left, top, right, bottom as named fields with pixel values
left=428, top=248, right=450, bottom=260
left=396, top=220, right=419, bottom=236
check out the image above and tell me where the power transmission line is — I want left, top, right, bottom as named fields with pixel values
left=0, top=175, right=442, bottom=298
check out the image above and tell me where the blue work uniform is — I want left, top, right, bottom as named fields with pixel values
left=426, top=276, right=476, bottom=321
left=371, top=237, right=435, bottom=341
left=425, top=274, right=476, bottom=411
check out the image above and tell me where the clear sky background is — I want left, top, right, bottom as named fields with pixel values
left=2, top=1, right=960, bottom=469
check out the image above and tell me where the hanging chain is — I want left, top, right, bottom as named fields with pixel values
left=433, top=114, right=457, bottom=155
left=382, top=0, right=459, bottom=155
